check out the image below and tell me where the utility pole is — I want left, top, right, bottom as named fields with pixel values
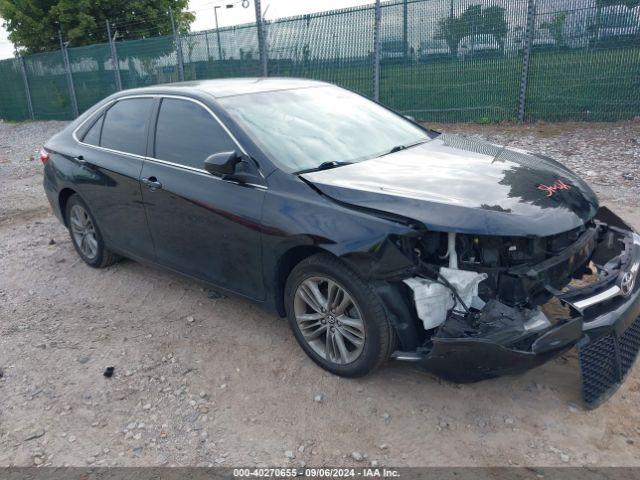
left=106, top=20, right=122, bottom=91
left=214, top=6, right=224, bottom=61
left=254, top=0, right=268, bottom=76
left=170, top=9, right=185, bottom=81
left=59, top=30, right=79, bottom=118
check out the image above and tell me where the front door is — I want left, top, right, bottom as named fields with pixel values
left=140, top=97, right=266, bottom=300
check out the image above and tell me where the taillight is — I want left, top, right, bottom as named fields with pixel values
left=39, top=147, right=50, bottom=164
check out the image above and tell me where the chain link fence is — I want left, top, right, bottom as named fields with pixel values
left=0, top=0, right=639, bottom=123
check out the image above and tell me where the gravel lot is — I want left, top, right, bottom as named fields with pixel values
left=1, top=120, right=639, bottom=468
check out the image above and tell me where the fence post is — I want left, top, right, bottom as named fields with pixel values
left=106, top=21, right=123, bottom=91
left=18, top=56, right=35, bottom=120
left=373, top=0, right=381, bottom=102
left=59, top=30, right=79, bottom=118
left=254, top=0, right=268, bottom=76
left=518, top=0, right=535, bottom=123
left=402, top=0, right=409, bottom=62
left=170, top=9, right=185, bottom=81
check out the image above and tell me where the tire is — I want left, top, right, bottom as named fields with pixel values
left=65, top=194, right=119, bottom=268
left=284, top=252, right=395, bottom=377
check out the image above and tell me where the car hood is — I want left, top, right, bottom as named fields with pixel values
left=301, top=133, right=599, bottom=237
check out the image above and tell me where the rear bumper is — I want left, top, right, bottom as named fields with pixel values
left=392, top=208, right=640, bottom=406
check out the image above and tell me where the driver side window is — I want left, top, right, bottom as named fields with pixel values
left=154, top=98, right=237, bottom=170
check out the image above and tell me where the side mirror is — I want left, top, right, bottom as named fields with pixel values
left=204, top=151, right=242, bottom=176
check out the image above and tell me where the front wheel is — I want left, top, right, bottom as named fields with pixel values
left=284, top=253, right=395, bottom=377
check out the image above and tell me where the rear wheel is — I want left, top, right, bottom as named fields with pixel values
left=65, top=194, right=119, bottom=268
left=285, top=253, right=394, bottom=377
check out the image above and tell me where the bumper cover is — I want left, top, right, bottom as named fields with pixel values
left=392, top=208, right=640, bottom=407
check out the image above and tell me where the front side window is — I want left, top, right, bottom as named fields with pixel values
left=218, top=86, right=431, bottom=173
left=154, top=98, right=236, bottom=169
left=100, top=98, right=153, bottom=156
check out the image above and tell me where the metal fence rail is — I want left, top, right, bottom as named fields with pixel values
left=0, top=0, right=639, bottom=123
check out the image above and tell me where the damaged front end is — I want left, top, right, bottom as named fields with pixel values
left=380, top=207, right=640, bottom=408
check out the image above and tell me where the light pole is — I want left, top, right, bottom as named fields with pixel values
left=214, top=6, right=223, bottom=60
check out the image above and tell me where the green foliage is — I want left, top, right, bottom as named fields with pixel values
left=541, top=13, right=568, bottom=47
left=435, top=4, right=508, bottom=55
left=596, top=0, right=640, bottom=7
left=0, top=0, right=195, bottom=54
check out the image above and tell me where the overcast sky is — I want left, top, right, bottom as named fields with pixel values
left=0, top=0, right=380, bottom=60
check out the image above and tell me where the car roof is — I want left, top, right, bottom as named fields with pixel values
left=116, top=77, right=330, bottom=99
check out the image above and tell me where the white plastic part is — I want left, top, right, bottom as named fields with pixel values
left=447, top=232, right=458, bottom=269
left=439, top=267, right=488, bottom=313
left=403, top=277, right=454, bottom=330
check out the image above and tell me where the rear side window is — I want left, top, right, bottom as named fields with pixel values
left=82, top=115, right=103, bottom=146
left=154, top=98, right=236, bottom=169
left=101, top=98, right=153, bottom=156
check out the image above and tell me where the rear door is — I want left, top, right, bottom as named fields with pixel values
left=75, top=97, right=155, bottom=260
left=140, top=97, right=266, bottom=299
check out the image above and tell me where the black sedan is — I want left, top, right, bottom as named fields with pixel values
left=42, top=78, right=640, bottom=407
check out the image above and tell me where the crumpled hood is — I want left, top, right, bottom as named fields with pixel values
left=301, top=134, right=599, bottom=237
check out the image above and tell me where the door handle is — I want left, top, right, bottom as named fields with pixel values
left=142, top=176, right=162, bottom=190
left=74, top=155, right=91, bottom=166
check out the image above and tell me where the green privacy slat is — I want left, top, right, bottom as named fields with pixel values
left=0, top=0, right=638, bottom=122
left=0, top=58, right=30, bottom=121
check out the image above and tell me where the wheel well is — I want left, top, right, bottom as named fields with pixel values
left=274, top=245, right=326, bottom=317
left=58, top=188, right=77, bottom=226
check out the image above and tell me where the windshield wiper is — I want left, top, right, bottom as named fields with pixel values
left=378, top=139, right=430, bottom=158
left=296, top=161, right=352, bottom=174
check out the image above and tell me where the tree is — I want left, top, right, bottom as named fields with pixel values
left=541, top=12, right=568, bottom=48
left=0, top=0, right=195, bottom=54
left=596, top=0, right=640, bottom=7
left=435, top=4, right=508, bottom=55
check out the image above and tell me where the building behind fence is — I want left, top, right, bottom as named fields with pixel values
left=0, top=0, right=639, bottom=123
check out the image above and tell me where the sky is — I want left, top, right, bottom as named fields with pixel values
left=0, top=0, right=380, bottom=60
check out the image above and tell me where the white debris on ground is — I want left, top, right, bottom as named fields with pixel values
left=1, top=120, right=639, bottom=467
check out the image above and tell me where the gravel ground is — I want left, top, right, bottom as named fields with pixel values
left=1, top=120, right=639, bottom=468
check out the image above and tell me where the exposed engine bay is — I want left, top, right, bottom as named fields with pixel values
left=379, top=207, right=640, bottom=408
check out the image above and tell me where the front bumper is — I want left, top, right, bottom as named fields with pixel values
left=392, top=208, right=640, bottom=407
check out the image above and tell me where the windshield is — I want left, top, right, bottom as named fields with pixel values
left=218, top=86, right=430, bottom=173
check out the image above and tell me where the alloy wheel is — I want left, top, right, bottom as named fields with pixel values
left=69, top=204, right=99, bottom=260
left=293, top=276, right=366, bottom=365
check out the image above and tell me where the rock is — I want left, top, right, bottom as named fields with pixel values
left=33, top=456, right=44, bottom=466
left=560, top=453, right=570, bottom=463
left=351, top=452, right=363, bottom=461
left=142, top=403, right=151, bottom=411
left=48, top=238, right=56, bottom=245
left=0, top=368, right=3, bottom=378
left=298, top=445, right=305, bottom=453
left=379, top=444, right=388, bottom=450
left=504, top=417, right=515, bottom=425
left=313, top=394, right=324, bottom=403
left=567, top=402, right=580, bottom=413
left=371, top=460, right=379, bottom=467
left=103, top=367, right=114, bottom=378
left=382, top=412, right=391, bottom=423
left=22, top=428, right=45, bottom=442
left=77, top=356, right=90, bottom=364
left=186, top=316, right=195, bottom=323
left=68, top=435, right=76, bottom=443
left=284, top=450, right=295, bottom=459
